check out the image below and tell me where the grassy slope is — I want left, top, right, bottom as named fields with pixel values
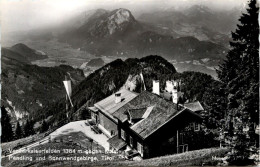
left=95, top=147, right=229, bottom=166
left=1, top=133, right=47, bottom=154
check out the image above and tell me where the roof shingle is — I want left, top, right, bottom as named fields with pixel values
left=113, top=91, right=189, bottom=139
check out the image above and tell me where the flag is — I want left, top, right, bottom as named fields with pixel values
left=63, top=80, right=72, bottom=97
left=140, top=73, right=146, bottom=91
left=63, top=80, right=73, bottom=107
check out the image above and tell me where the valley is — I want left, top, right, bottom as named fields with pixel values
left=2, top=35, right=220, bottom=79
left=2, top=37, right=128, bottom=77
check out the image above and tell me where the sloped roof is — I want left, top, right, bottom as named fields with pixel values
left=112, top=91, right=200, bottom=139
left=94, top=89, right=138, bottom=117
left=128, top=108, right=147, bottom=120
left=184, top=101, right=204, bottom=112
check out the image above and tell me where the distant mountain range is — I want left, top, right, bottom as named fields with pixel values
left=2, top=5, right=242, bottom=63
left=58, top=6, right=240, bottom=61
left=1, top=44, right=85, bottom=121
left=139, top=5, right=241, bottom=44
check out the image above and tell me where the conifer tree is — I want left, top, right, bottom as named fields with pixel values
left=40, top=120, right=49, bottom=133
left=24, top=119, right=35, bottom=136
left=217, top=0, right=259, bottom=165
left=1, top=106, right=13, bottom=142
left=15, top=122, right=23, bottom=139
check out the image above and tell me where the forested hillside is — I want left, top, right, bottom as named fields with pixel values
left=1, top=46, right=85, bottom=123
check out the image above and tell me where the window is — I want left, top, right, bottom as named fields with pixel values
left=111, top=130, right=115, bottom=136
left=194, top=122, right=200, bottom=131
left=137, top=142, right=143, bottom=157
left=130, top=136, right=133, bottom=147
left=121, top=129, right=126, bottom=140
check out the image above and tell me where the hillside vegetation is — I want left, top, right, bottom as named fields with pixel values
left=1, top=45, right=85, bottom=123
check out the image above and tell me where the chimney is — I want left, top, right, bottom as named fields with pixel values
left=115, top=93, right=121, bottom=103
left=152, top=80, right=160, bottom=95
left=172, top=86, right=178, bottom=104
left=165, top=80, right=174, bottom=93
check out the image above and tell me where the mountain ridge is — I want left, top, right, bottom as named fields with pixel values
left=59, top=7, right=228, bottom=61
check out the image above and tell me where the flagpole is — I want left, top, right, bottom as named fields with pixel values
left=65, top=76, right=69, bottom=119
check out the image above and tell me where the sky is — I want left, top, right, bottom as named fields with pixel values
left=0, top=0, right=248, bottom=33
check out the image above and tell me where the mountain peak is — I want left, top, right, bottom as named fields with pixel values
left=107, top=8, right=136, bottom=34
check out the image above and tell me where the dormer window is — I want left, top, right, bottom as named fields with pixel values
left=111, top=130, right=115, bottom=136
